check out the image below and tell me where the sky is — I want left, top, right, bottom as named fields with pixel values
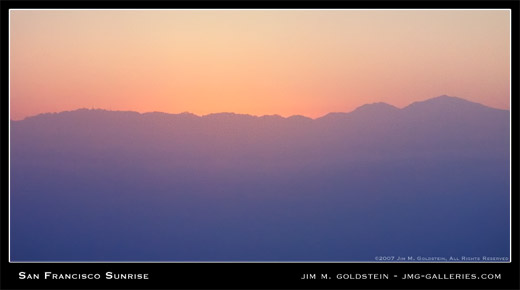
left=9, top=9, right=510, bottom=120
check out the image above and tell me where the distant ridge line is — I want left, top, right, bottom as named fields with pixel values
left=13, top=95, right=508, bottom=122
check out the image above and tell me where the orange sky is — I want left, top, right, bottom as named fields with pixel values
left=9, top=9, right=510, bottom=120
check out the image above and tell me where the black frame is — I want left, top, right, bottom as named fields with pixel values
left=1, top=1, right=518, bottom=289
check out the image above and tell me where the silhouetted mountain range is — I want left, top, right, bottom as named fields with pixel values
left=10, top=96, right=510, bottom=261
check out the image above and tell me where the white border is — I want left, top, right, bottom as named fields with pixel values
left=8, top=8, right=513, bottom=264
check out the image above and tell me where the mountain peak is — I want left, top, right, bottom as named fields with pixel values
left=405, top=95, right=481, bottom=109
left=402, top=95, right=505, bottom=117
left=287, top=115, right=313, bottom=121
left=351, top=102, right=399, bottom=114
left=202, top=112, right=257, bottom=121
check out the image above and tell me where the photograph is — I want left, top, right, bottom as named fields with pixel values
left=2, top=2, right=518, bottom=290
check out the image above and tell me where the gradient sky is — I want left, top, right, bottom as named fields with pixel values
left=9, top=9, right=510, bottom=120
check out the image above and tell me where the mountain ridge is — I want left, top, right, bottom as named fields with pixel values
left=9, top=94, right=510, bottom=262
left=11, top=95, right=508, bottom=123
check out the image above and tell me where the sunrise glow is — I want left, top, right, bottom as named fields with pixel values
left=9, top=9, right=510, bottom=120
